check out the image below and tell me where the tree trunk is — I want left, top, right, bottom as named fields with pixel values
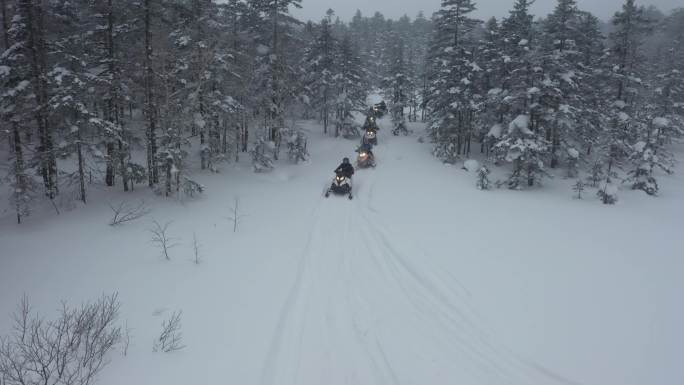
left=165, top=158, right=172, bottom=197
left=144, top=0, right=158, bottom=186
left=222, top=119, right=228, bottom=154
left=3, top=0, right=27, bottom=222
left=12, top=125, right=26, bottom=223
left=22, top=0, right=57, bottom=199
left=1, top=0, right=7, bottom=50
left=105, top=0, right=116, bottom=187
left=550, top=124, right=559, bottom=169
left=119, top=138, right=129, bottom=191
left=77, top=128, right=86, bottom=203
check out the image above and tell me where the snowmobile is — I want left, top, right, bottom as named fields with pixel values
left=373, top=101, right=387, bottom=118
left=392, top=121, right=410, bottom=136
left=362, top=128, right=378, bottom=146
left=356, top=147, right=376, bottom=168
left=325, top=171, right=353, bottom=199
left=362, top=114, right=379, bottom=131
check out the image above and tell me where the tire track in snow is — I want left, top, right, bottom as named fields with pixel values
left=345, top=127, right=571, bottom=385
left=261, top=198, right=332, bottom=385
left=359, top=214, right=522, bottom=384
left=261, top=198, right=383, bottom=385
left=261, top=202, right=321, bottom=385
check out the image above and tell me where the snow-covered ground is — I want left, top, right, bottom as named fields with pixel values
left=1, top=117, right=683, bottom=385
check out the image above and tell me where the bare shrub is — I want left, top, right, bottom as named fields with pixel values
left=0, top=294, right=122, bottom=385
left=153, top=311, right=185, bottom=353
left=149, top=220, right=178, bottom=260
left=192, top=232, right=202, bottom=265
left=225, top=197, right=248, bottom=233
left=109, top=200, right=150, bottom=226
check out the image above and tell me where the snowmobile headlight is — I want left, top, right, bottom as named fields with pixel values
left=360, top=152, right=367, bottom=157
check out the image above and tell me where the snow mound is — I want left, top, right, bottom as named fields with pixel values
left=633, top=141, right=647, bottom=153
left=653, top=117, right=669, bottom=128
left=614, top=100, right=627, bottom=109
left=508, top=115, right=533, bottom=136
left=463, top=159, right=480, bottom=172
left=256, top=44, right=270, bottom=55
left=488, top=123, right=503, bottom=139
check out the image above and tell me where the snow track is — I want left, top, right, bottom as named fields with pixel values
left=259, top=127, right=558, bottom=385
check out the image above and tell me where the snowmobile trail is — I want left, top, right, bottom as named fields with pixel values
left=260, top=124, right=570, bottom=385
left=261, top=199, right=378, bottom=385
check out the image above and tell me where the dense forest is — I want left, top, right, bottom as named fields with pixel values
left=1, top=0, right=682, bottom=224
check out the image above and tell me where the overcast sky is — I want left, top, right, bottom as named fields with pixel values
left=291, top=0, right=682, bottom=23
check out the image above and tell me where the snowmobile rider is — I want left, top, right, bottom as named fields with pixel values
left=335, top=157, right=355, bottom=178
left=363, top=109, right=379, bottom=131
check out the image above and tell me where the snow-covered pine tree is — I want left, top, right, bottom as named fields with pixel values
left=303, top=14, right=337, bottom=134
left=427, top=0, right=481, bottom=163
left=88, top=0, right=138, bottom=191
left=491, top=0, right=536, bottom=156
left=249, top=0, right=302, bottom=154
left=1, top=0, right=35, bottom=222
left=596, top=0, right=655, bottom=201
left=334, top=34, right=367, bottom=138
left=16, top=0, right=58, bottom=199
left=47, top=0, right=99, bottom=203
left=412, top=12, right=433, bottom=122
left=609, top=0, right=654, bottom=103
left=383, top=31, right=409, bottom=129
left=478, top=17, right=505, bottom=155
left=169, top=0, right=216, bottom=171
left=538, top=0, right=583, bottom=170
left=142, top=0, right=159, bottom=187
left=209, top=0, right=260, bottom=157
left=494, top=114, right=551, bottom=188
left=572, top=11, right=605, bottom=158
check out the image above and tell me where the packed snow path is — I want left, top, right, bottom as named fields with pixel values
left=1, top=118, right=683, bottom=385
left=260, top=122, right=552, bottom=385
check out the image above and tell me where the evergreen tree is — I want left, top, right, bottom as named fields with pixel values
left=427, top=0, right=481, bottom=163
left=303, top=15, right=337, bottom=134
left=333, top=34, right=367, bottom=137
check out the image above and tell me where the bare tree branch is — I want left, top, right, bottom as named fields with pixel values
left=149, top=220, right=178, bottom=260
left=0, top=294, right=122, bottom=385
left=153, top=311, right=185, bottom=353
left=108, top=200, right=150, bottom=226
left=224, top=197, right=248, bottom=233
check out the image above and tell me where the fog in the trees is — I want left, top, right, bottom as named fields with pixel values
left=291, top=0, right=681, bottom=21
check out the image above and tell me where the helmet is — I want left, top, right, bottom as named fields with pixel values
left=343, top=157, right=350, bottom=164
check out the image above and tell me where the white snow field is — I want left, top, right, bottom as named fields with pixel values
left=1, top=117, right=683, bottom=385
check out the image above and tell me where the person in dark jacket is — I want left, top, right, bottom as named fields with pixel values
left=335, top=157, right=355, bottom=178
left=363, top=108, right=379, bottom=131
